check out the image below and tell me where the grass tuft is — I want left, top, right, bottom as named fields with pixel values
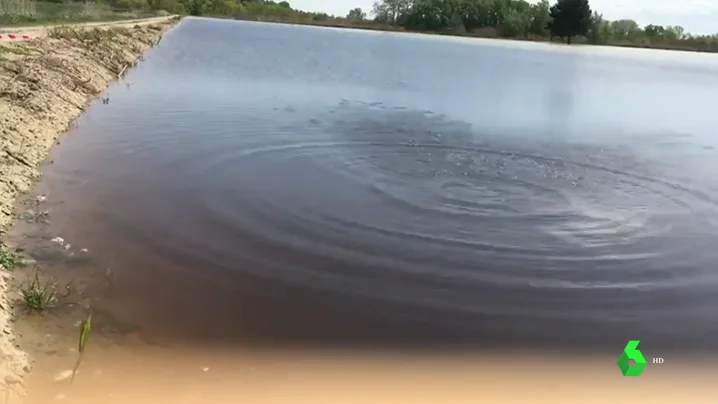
left=0, top=244, right=24, bottom=270
left=21, top=271, right=57, bottom=312
left=47, top=25, right=121, bottom=44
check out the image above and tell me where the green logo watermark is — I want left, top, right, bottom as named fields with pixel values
left=617, top=340, right=648, bottom=376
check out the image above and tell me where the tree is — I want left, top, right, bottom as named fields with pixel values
left=347, top=7, right=366, bottom=20
left=528, top=0, right=551, bottom=37
left=208, top=0, right=238, bottom=15
left=546, top=0, right=592, bottom=44
left=503, top=8, right=530, bottom=37
left=610, top=19, right=640, bottom=41
left=117, top=0, right=149, bottom=10
left=586, top=11, right=612, bottom=44
left=644, top=24, right=665, bottom=40
left=312, top=12, right=329, bottom=21
left=371, top=0, right=409, bottom=24
left=181, top=0, right=208, bottom=15
left=664, top=25, right=685, bottom=41
left=371, top=1, right=390, bottom=22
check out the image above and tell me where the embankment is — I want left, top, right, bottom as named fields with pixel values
left=0, top=17, right=180, bottom=402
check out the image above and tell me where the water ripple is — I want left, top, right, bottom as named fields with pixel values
left=87, top=103, right=718, bottom=325
left=52, top=99, right=718, bottom=348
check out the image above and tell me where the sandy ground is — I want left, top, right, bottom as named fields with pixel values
left=0, top=16, right=179, bottom=403
left=15, top=336, right=718, bottom=404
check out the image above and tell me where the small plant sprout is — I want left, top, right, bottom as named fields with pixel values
left=0, top=244, right=23, bottom=270
left=21, top=271, right=57, bottom=312
left=72, top=309, right=93, bottom=383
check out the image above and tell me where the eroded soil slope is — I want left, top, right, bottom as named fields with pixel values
left=0, top=19, right=177, bottom=402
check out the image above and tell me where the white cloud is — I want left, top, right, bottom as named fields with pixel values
left=594, top=0, right=718, bottom=17
left=592, top=0, right=718, bottom=33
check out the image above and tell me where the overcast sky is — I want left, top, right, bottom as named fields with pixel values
left=288, top=0, right=718, bottom=35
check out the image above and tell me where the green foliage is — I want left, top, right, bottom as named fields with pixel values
left=72, top=310, right=92, bottom=383
left=586, top=11, right=610, bottom=44
left=21, top=271, right=57, bottom=312
left=2, top=0, right=715, bottom=52
left=663, top=26, right=685, bottom=41
left=116, top=0, right=147, bottom=10
left=0, top=244, right=23, bottom=270
left=0, top=0, right=163, bottom=26
left=610, top=19, right=640, bottom=41
left=146, top=0, right=186, bottom=12
left=527, top=0, right=550, bottom=37
left=363, top=0, right=717, bottom=50
left=200, top=0, right=297, bottom=18
left=546, top=0, right=592, bottom=43
left=502, top=7, right=530, bottom=38
left=208, top=0, right=239, bottom=15
left=643, top=24, right=664, bottom=39
left=346, top=7, right=364, bottom=20
left=182, top=0, right=206, bottom=15
left=376, top=0, right=581, bottom=39
left=311, top=12, right=329, bottom=21
left=372, top=0, right=414, bottom=24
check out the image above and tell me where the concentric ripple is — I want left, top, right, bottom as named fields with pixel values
left=48, top=97, right=718, bottom=349
left=29, top=17, right=718, bottom=351
left=89, top=101, right=718, bottom=325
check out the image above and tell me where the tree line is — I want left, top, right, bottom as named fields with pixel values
left=17, top=0, right=718, bottom=52
left=216, top=0, right=718, bottom=51
left=85, top=0, right=335, bottom=21
left=369, top=0, right=718, bottom=49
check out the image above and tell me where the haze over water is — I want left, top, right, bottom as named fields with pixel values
left=28, top=17, right=718, bottom=356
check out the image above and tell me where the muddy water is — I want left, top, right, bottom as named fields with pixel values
left=10, top=16, right=718, bottom=402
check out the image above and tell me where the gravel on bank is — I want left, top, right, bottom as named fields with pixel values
left=0, top=17, right=180, bottom=402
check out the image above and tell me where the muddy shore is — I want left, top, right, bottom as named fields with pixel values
left=0, top=17, right=179, bottom=402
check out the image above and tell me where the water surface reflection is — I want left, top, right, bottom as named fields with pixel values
left=16, top=17, right=718, bottom=354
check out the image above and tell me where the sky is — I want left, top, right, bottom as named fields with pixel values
left=287, top=0, right=718, bottom=35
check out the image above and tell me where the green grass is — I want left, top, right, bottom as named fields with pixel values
left=21, top=271, right=56, bottom=312
left=0, top=243, right=23, bottom=270
left=72, top=309, right=92, bottom=383
left=0, top=1, right=166, bottom=28
left=0, top=14, right=139, bottom=27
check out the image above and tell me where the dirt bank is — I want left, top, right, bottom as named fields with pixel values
left=0, top=17, right=180, bottom=402
left=0, top=15, right=179, bottom=37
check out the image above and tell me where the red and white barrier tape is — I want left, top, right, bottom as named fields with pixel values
left=0, top=34, right=32, bottom=41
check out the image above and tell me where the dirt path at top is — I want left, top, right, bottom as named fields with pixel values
left=0, top=15, right=178, bottom=37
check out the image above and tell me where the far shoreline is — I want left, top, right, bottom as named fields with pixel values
left=206, top=15, right=718, bottom=55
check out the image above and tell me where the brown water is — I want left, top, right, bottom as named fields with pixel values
left=10, top=17, right=718, bottom=402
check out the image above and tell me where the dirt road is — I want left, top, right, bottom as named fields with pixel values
left=0, top=15, right=178, bottom=38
